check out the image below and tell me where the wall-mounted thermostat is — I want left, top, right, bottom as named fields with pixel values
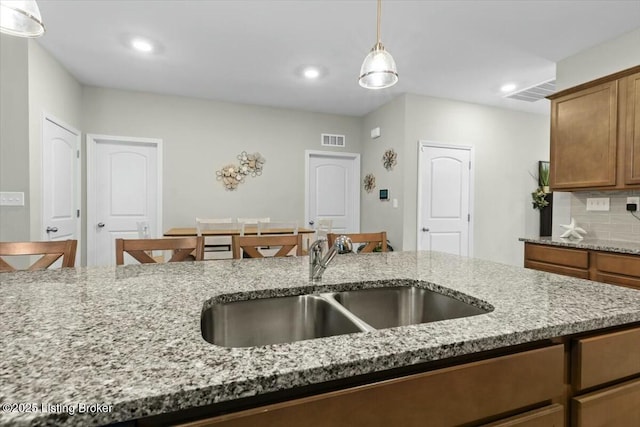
left=379, top=189, right=389, bottom=200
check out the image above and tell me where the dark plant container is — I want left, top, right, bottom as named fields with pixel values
left=539, top=193, right=553, bottom=237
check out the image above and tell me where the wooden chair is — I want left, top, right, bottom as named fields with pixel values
left=232, top=234, right=302, bottom=259
left=315, top=218, right=333, bottom=240
left=327, top=232, right=388, bottom=253
left=115, top=237, right=204, bottom=265
left=237, top=217, right=270, bottom=225
left=0, top=240, right=77, bottom=272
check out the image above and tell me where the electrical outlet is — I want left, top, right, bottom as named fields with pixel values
left=627, top=197, right=640, bottom=211
left=586, top=197, right=610, bottom=211
left=0, top=192, right=25, bottom=206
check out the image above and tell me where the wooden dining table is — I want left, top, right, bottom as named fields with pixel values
left=164, top=226, right=316, bottom=237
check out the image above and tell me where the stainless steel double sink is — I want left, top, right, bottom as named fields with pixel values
left=201, top=285, right=492, bottom=348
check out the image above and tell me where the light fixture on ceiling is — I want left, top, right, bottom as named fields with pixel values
left=0, top=0, right=45, bottom=38
left=359, top=0, right=398, bottom=90
left=131, top=37, right=154, bottom=53
left=500, top=83, right=517, bottom=93
left=303, top=67, right=320, bottom=79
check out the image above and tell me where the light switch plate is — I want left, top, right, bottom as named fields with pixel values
left=0, top=192, right=25, bottom=206
left=586, top=197, right=610, bottom=211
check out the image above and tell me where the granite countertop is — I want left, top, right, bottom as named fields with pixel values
left=2, top=251, right=640, bottom=426
left=519, top=236, right=640, bottom=255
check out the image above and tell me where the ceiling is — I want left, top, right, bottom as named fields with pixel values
left=36, top=0, right=640, bottom=117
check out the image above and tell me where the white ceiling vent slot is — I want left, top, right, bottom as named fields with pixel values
left=321, top=133, right=345, bottom=147
left=505, top=79, right=556, bottom=102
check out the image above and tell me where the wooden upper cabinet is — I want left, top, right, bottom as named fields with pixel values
left=550, top=81, right=618, bottom=189
left=548, top=65, right=640, bottom=191
left=625, top=71, right=640, bottom=185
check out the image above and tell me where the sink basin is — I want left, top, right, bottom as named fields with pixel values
left=201, top=294, right=364, bottom=347
left=202, top=284, right=491, bottom=348
left=333, top=286, right=489, bottom=329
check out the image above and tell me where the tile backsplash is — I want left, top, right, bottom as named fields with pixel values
left=570, top=191, right=640, bottom=242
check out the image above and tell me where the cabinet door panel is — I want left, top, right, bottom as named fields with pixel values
left=180, top=346, right=564, bottom=427
left=573, top=327, right=640, bottom=391
left=550, top=82, right=618, bottom=189
left=572, top=378, right=640, bottom=427
left=525, top=244, right=589, bottom=268
left=482, top=404, right=564, bottom=427
left=625, top=72, right=640, bottom=185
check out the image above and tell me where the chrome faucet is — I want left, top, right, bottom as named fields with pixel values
left=309, top=235, right=353, bottom=280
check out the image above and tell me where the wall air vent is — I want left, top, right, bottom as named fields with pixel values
left=505, top=79, right=556, bottom=102
left=321, top=133, right=345, bottom=147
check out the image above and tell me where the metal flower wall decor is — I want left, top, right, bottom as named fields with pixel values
left=216, top=151, right=266, bottom=190
left=364, top=173, right=376, bottom=193
left=382, top=149, right=397, bottom=171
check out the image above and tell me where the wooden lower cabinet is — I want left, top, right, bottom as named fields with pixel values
left=179, top=346, right=564, bottom=427
left=572, top=378, right=640, bottom=427
left=524, top=243, right=640, bottom=290
left=170, top=325, right=640, bottom=427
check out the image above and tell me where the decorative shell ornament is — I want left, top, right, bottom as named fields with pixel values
left=382, top=149, right=398, bottom=171
left=364, top=173, right=376, bottom=193
left=238, top=151, right=266, bottom=177
left=216, top=164, right=245, bottom=190
left=559, top=218, right=587, bottom=239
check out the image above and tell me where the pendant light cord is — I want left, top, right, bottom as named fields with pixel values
left=376, top=0, right=382, bottom=43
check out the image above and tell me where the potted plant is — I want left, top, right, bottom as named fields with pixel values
left=531, top=187, right=549, bottom=210
left=539, top=161, right=550, bottom=193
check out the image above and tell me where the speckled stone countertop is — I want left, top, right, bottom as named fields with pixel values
left=519, top=236, right=640, bottom=255
left=2, top=251, right=640, bottom=426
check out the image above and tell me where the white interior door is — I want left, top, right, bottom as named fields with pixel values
left=42, top=117, right=81, bottom=254
left=305, top=151, right=360, bottom=235
left=87, top=135, right=162, bottom=266
left=418, top=143, right=473, bottom=256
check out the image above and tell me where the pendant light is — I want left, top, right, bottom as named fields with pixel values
left=359, top=0, right=398, bottom=90
left=0, top=0, right=45, bottom=38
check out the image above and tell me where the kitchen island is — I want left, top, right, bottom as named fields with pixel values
left=1, top=251, right=640, bottom=426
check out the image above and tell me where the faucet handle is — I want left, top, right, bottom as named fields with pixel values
left=334, top=235, right=353, bottom=254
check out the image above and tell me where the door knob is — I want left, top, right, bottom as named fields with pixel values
left=309, top=220, right=315, bottom=226
left=46, top=226, right=58, bottom=233
left=421, top=227, right=430, bottom=232
left=97, top=222, right=105, bottom=228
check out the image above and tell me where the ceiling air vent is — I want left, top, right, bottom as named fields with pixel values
left=505, top=79, right=556, bottom=102
left=321, top=133, right=345, bottom=147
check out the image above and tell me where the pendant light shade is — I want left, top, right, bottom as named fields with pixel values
left=359, top=0, right=398, bottom=90
left=0, top=0, right=45, bottom=38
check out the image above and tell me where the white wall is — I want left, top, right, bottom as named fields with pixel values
left=362, top=94, right=550, bottom=266
left=81, top=87, right=363, bottom=234
left=556, top=28, right=640, bottom=90
left=0, top=34, right=30, bottom=243
left=27, top=40, right=83, bottom=243
left=360, top=96, right=405, bottom=249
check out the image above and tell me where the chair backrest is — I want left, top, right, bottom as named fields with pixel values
left=257, top=220, right=299, bottom=235
left=115, top=237, right=204, bottom=265
left=0, top=240, right=77, bottom=272
left=315, top=218, right=333, bottom=240
left=327, top=232, right=388, bottom=253
left=237, top=217, right=270, bottom=225
left=195, top=217, right=234, bottom=236
left=232, top=234, right=303, bottom=259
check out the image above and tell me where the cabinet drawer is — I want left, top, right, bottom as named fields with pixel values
left=181, top=345, right=564, bottom=427
left=592, top=272, right=640, bottom=290
left=573, top=326, right=640, bottom=391
left=482, top=404, right=564, bottom=426
left=525, top=260, right=589, bottom=279
left=525, top=244, right=589, bottom=269
left=594, top=252, right=640, bottom=277
left=571, top=378, right=640, bottom=427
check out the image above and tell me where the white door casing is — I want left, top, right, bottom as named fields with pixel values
left=417, top=142, right=474, bottom=257
left=42, top=115, right=81, bottom=258
left=305, top=151, right=360, bottom=236
left=87, top=135, right=162, bottom=266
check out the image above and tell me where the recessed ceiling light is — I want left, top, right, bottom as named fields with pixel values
left=500, top=83, right=517, bottom=93
left=303, top=67, right=321, bottom=79
left=131, top=37, right=154, bottom=53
